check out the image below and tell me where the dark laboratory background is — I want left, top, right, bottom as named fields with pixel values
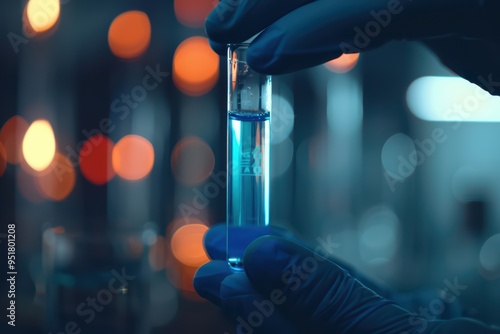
left=0, top=1, right=499, bottom=334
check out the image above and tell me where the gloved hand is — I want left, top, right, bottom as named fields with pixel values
left=194, top=225, right=500, bottom=333
left=205, top=0, right=500, bottom=94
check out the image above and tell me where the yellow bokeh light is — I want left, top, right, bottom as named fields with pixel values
left=26, top=0, right=60, bottom=33
left=22, top=120, right=56, bottom=172
left=325, top=53, right=360, bottom=73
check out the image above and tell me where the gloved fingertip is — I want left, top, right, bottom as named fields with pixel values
left=246, top=28, right=286, bottom=74
left=205, top=223, right=226, bottom=239
left=208, top=39, right=228, bottom=56
left=206, top=0, right=263, bottom=45
left=205, top=6, right=233, bottom=38
left=247, top=25, right=345, bottom=74
left=220, top=272, right=254, bottom=297
left=205, top=3, right=244, bottom=46
left=203, top=224, right=226, bottom=260
left=243, top=236, right=297, bottom=287
left=193, top=260, right=233, bottom=306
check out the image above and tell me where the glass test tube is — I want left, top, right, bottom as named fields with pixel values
left=227, top=43, right=271, bottom=270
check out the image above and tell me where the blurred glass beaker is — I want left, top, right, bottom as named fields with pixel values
left=42, top=223, right=157, bottom=334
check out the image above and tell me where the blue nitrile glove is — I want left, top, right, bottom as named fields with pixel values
left=205, top=0, right=500, bottom=94
left=194, top=225, right=500, bottom=333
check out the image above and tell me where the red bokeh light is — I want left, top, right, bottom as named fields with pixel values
left=79, top=134, right=115, bottom=185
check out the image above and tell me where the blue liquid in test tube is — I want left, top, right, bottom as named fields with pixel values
left=227, top=44, right=271, bottom=270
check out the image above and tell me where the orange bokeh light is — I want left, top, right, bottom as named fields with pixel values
left=125, top=236, right=144, bottom=259
left=165, top=218, right=209, bottom=300
left=325, top=53, right=360, bottom=73
left=17, top=168, right=46, bottom=203
left=52, top=226, right=65, bottom=234
left=108, top=11, right=151, bottom=59
left=170, top=224, right=209, bottom=267
left=0, top=116, right=29, bottom=164
left=37, top=152, right=76, bottom=201
left=112, top=135, right=154, bottom=181
left=0, top=141, right=6, bottom=177
left=171, top=136, right=215, bottom=185
left=174, top=0, right=213, bottom=28
left=79, top=134, right=115, bottom=185
left=173, top=37, right=219, bottom=96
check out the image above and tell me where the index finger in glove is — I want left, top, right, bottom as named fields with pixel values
left=208, top=0, right=490, bottom=74
left=203, top=224, right=295, bottom=261
left=194, top=260, right=299, bottom=333
left=205, top=0, right=312, bottom=44
left=245, top=0, right=489, bottom=74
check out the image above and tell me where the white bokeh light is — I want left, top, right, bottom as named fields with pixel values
left=271, top=87, right=294, bottom=144
left=479, top=233, right=500, bottom=277
left=381, top=133, right=416, bottom=180
left=407, top=76, right=500, bottom=122
left=359, top=206, right=400, bottom=264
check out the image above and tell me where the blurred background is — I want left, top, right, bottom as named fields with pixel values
left=0, top=0, right=500, bottom=333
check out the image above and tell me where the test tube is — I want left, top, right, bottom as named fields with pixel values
left=227, top=43, right=271, bottom=270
